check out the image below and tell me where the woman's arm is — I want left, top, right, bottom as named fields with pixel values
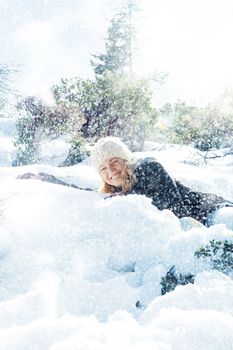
left=17, top=172, right=93, bottom=191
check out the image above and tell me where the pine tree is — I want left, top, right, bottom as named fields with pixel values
left=91, top=0, right=138, bottom=76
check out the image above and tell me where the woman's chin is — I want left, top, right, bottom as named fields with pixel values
left=109, top=179, right=122, bottom=187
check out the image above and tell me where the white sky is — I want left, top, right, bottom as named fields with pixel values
left=1, top=0, right=233, bottom=106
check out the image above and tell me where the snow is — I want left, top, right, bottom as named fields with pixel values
left=1, top=120, right=233, bottom=349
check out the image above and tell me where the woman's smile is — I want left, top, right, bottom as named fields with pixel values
left=99, top=157, right=126, bottom=187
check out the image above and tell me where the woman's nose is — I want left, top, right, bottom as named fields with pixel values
left=108, top=165, right=116, bottom=175
left=108, top=167, right=114, bottom=175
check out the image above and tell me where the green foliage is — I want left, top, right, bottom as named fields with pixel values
left=152, top=101, right=233, bottom=151
left=13, top=96, right=82, bottom=166
left=160, top=239, right=233, bottom=296
left=52, top=72, right=157, bottom=151
left=195, top=239, right=233, bottom=274
left=59, top=136, right=87, bottom=167
left=13, top=72, right=157, bottom=165
left=12, top=115, right=38, bottom=166
left=160, top=266, right=195, bottom=295
left=91, top=0, right=138, bottom=75
left=12, top=0, right=162, bottom=161
left=172, top=105, right=233, bottom=151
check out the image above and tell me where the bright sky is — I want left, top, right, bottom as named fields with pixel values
left=1, top=0, right=233, bottom=106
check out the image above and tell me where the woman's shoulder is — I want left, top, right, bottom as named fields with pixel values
left=133, top=156, right=159, bottom=168
left=132, top=157, right=168, bottom=180
left=132, top=156, right=162, bottom=172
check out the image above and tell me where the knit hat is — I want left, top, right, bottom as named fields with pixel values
left=90, top=136, right=133, bottom=173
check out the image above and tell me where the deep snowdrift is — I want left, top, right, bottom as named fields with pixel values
left=0, top=126, right=233, bottom=349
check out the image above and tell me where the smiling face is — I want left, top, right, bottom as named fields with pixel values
left=99, top=157, right=127, bottom=188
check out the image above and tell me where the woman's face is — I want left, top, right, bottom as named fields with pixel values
left=99, top=157, right=126, bottom=187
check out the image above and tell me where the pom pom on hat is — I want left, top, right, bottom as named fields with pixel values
left=90, top=137, right=132, bottom=173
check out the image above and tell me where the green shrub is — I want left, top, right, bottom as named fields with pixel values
left=13, top=96, right=82, bottom=166
left=194, top=239, right=233, bottom=274
left=160, top=239, right=233, bottom=296
left=152, top=101, right=233, bottom=151
left=59, top=136, right=87, bottom=167
left=160, top=265, right=195, bottom=295
left=52, top=73, right=157, bottom=151
left=12, top=115, right=39, bottom=166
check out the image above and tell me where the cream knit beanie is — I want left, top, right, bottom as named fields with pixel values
left=90, top=136, right=133, bottom=173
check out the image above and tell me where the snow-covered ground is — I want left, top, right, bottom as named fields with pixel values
left=1, top=119, right=233, bottom=349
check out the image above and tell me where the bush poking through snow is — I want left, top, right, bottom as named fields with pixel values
left=159, top=240, right=233, bottom=296
left=160, top=265, right=195, bottom=295
left=195, top=239, right=233, bottom=275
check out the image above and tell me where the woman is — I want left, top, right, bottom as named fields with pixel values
left=90, top=137, right=233, bottom=227
left=18, top=136, right=233, bottom=227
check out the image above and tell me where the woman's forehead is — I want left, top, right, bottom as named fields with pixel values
left=100, top=157, right=122, bottom=167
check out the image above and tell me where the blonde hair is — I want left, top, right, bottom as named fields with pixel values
left=99, top=160, right=136, bottom=194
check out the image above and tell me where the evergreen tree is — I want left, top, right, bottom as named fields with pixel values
left=12, top=0, right=161, bottom=164
left=91, top=0, right=138, bottom=76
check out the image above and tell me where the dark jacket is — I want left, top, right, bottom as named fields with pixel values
left=129, top=157, right=232, bottom=225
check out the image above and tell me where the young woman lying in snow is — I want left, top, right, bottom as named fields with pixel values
left=18, top=136, right=233, bottom=228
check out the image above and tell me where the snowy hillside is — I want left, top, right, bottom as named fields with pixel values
left=1, top=119, right=233, bottom=349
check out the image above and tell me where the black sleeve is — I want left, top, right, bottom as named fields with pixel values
left=133, top=159, right=185, bottom=214
left=38, top=172, right=93, bottom=191
left=176, top=180, right=230, bottom=224
left=133, top=158, right=233, bottom=224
